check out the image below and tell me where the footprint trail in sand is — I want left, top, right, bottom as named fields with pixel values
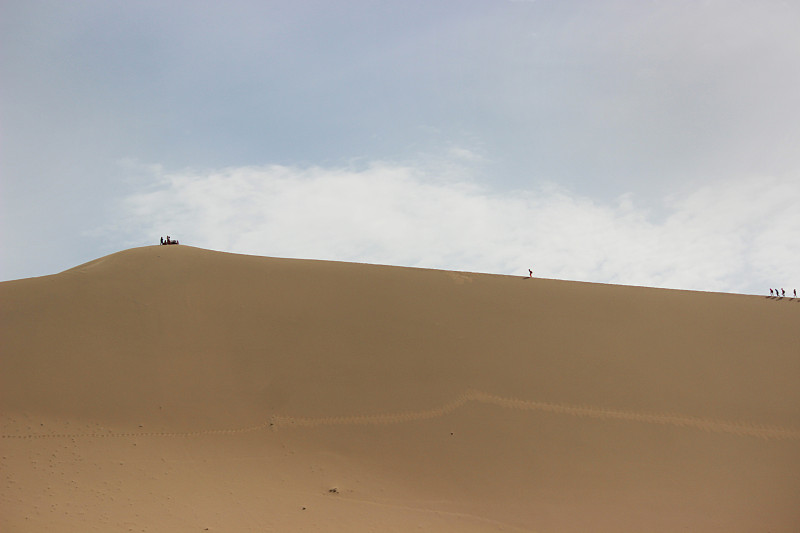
left=4, top=390, right=799, bottom=441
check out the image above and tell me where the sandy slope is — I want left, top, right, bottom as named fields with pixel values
left=2, top=245, right=799, bottom=532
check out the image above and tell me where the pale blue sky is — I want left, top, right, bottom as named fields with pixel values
left=2, top=0, right=799, bottom=293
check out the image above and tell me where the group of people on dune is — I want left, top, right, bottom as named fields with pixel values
left=769, top=288, right=796, bottom=298
left=159, top=236, right=179, bottom=245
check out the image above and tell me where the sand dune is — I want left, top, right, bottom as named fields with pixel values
left=2, top=245, right=799, bottom=532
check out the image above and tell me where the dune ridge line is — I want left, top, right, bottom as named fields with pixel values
left=4, top=390, right=798, bottom=441
left=273, top=390, right=800, bottom=440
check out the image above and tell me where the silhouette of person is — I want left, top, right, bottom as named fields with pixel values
left=529, top=269, right=533, bottom=278
left=794, top=289, right=797, bottom=298
left=160, top=237, right=164, bottom=245
left=770, top=288, right=774, bottom=296
left=781, top=288, right=786, bottom=297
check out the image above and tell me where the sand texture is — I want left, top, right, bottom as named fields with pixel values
left=2, top=245, right=799, bottom=532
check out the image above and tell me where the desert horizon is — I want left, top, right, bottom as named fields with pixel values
left=2, top=245, right=799, bottom=532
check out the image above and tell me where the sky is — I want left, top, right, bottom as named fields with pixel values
left=2, top=0, right=799, bottom=294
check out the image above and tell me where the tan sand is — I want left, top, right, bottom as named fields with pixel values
left=2, top=245, right=799, bottom=532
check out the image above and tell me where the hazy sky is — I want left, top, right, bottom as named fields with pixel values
left=2, top=0, right=799, bottom=294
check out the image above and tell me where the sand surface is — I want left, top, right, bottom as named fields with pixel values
left=2, top=245, right=799, bottom=532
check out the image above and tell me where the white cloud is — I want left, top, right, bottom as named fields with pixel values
left=114, top=160, right=800, bottom=295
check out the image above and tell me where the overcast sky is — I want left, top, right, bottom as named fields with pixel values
left=2, top=0, right=799, bottom=294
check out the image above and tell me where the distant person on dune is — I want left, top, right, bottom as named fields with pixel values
left=529, top=269, right=533, bottom=278
left=770, top=288, right=774, bottom=296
